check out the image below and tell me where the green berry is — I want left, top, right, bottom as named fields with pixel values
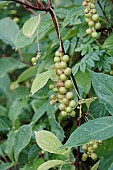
left=86, top=28, right=92, bottom=35
left=54, top=56, right=60, bottom=63
left=59, top=103, right=66, bottom=111
left=85, top=18, right=91, bottom=23
left=69, top=100, right=76, bottom=107
left=92, top=14, right=99, bottom=21
left=66, top=107, right=72, bottom=113
left=56, top=69, right=63, bottom=76
left=91, top=31, right=98, bottom=38
left=53, top=87, right=58, bottom=92
left=50, top=95, right=56, bottom=100
left=64, top=67, right=72, bottom=76
left=85, top=12, right=92, bottom=18
left=90, top=3, right=95, bottom=9
left=84, top=9, right=89, bottom=14
left=65, top=80, right=73, bottom=89
left=98, top=140, right=102, bottom=144
left=31, top=57, right=37, bottom=65
left=90, top=153, right=97, bottom=160
left=49, top=84, right=54, bottom=90
left=61, top=111, right=68, bottom=117
left=62, top=55, right=70, bottom=63
left=55, top=63, right=61, bottom=69
left=60, top=74, right=67, bottom=81
left=55, top=51, right=63, bottom=57
left=95, top=22, right=101, bottom=29
left=60, top=61, right=67, bottom=69
left=70, top=111, right=76, bottom=117
left=66, top=92, right=74, bottom=99
left=88, top=146, right=94, bottom=152
left=58, top=94, right=64, bottom=100
left=57, top=81, right=64, bottom=88
left=82, top=153, right=88, bottom=161
left=62, top=98, right=69, bottom=105
left=82, top=144, right=88, bottom=151
left=91, top=9, right=97, bottom=14
left=93, top=144, right=98, bottom=149
left=50, top=100, right=56, bottom=106
left=88, top=21, right=94, bottom=27
left=59, top=87, right=66, bottom=94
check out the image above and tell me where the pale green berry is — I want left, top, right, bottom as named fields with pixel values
left=91, top=153, right=97, bottom=160
left=49, top=84, right=54, bottom=90
left=66, top=92, right=74, bottom=99
left=64, top=67, right=72, bottom=76
left=61, top=111, right=68, bottom=117
left=62, top=98, right=69, bottom=105
left=82, top=153, right=88, bottom=161
left=62, top=55, right=70, bottom=63
left=59, top=103, right=66, bottom=111
left=31, top=57, right=37, bottom=65
left=91, top=31, right=98, bottom=38
left=88, top=20, right=94, bottom=27
left=60, top=74, right=67, bottom=81
left=59, top=87, right=66, bottom=94
left=60, top=61, right=67, bottom=69
left=95, top=22, right=101, bottom=29
left=82, top=144, right=88, bottom=151
left=66, top=107, right=72, bottom=113
left=86, top=28, right=92, bottom=35
left=65, top=80, right=73, bottom=88
left=92, top=14, right=99, bottom=21
left=70, top=111, right=76, bottom=117
left=69, top=100, right=76, bottom=107
left=54, top=56, right=60, bottom=63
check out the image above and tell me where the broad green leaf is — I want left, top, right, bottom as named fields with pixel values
left=63, top=116, right=113, bottom=148
left=6, top=131, right=16, bottom=160
left=99, top=150, right=113, bottom=170
left=37, top=160, right=66, bottom=170
left=0, top=74, right=11, bottom=98
left=0, top=117, right=10, bottom=133
left=48, top=65, right=58, bottom=81
left=35, top=130, right=66, bottom=154
left=17, top=66, right=37, bottom=83
left=23, top=15, right=40, bottom=37
left=15, top=29, right=35, bottom=49
left=91, top=160, right=100, bottom=170
left=0, top=163, right=14, bottom=170
left=0, top=17, right=19, bottom=48
left=83, top=97, right=97, bottom=109
left=0, top=1, right=11, bottom=7
left=0, top=105, right=7, bottom=116
left=0, top=58, right=26, bottom=78
left=91, top=71, right=113, bottom=114
left=14, top=124, right=32, bottom=161
left=103, top=34, right=113, bottom=55
left=31, top=70, right=53, bottom=94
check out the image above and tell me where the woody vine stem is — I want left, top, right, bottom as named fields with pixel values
left=11, top=0, right=82, bottom=169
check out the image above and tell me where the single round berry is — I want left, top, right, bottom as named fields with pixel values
left=58, top=94, right=64, bottom=100
left=60, top=74, right=67, bottom=81
left=86, top=28, right=92, bottom=35
left=54, top=56, right=60, bottom=63
left=56, top=69, right=63, bottom=76
left=66, top=92, right=74, bottom=99
left=60, top=61, right=67, bottom=69
left=57, top=81, right=64, bottom=88
left=59, top=103, right=66, bottom=111
left=65, top=80, right=73, bottom=89
left=55, top=63, right=61, bottom=69
left=85, top=18, right=91, bottom=23
left=98, top=140, right=102, bottom=144
left=31, top=57, right=37, bottom=65
left=62, top=98, right=69, bottom=105
left=84, top=9, right=89, bottom=14
left=93, top=144, right=98, bottom=149
left=91, top=31, right=98, bottom=38
left=50, top=100, right=56, bottom=106
left=53, top=87, right=58, bottom=92
left=90, top=3, right=95, bottom=9
left=59, top=87, right=66, bottom=94
left=50, top=95, right=56, bottom=100
left=82, top=153, right=88, bottom=161
left=85, top=12, right=92, bottom=18
left=83, top=1, right=87, bottom=6
left=91, top=9, right=97, bottom=14
left=55, top=51, right=63, bottom=57
left=62, top=55, right=70, bottom=63
left=66, top=107, right=72, bottom=113
left=70, top=111, right=76, bottom=117
left=95, top=22, right=101, bottom=29
left=90, top=153, right=97, bottom=161
left=88, top=146, right=94, bottom=152
left=61, top=111, right=68, bottom=117
left=69, top=100, right=76, bottom=107
left=64, top=67, right=72, bottom=76
left=88, top=21, right=94, bottom=27
left=92, top=14, right=99, bottom=21
left=82, top=144, right=88, bottom=151
left=49, top=84, right=54, bottom=90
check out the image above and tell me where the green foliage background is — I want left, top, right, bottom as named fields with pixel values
left=0, top=0, right=113, bottom=169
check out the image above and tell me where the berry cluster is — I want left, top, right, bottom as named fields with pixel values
left=82, top=140, right=102, bottom=161
left=49, top=51, right=76, bottom=117
left=83, top=0, right=101, bottom=38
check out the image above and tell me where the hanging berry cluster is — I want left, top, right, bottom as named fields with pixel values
left=83, top=0, right=101, bottom=38
left=81, top=140, right=102, bottom=161
left=49, top=51, right=76, bottom=117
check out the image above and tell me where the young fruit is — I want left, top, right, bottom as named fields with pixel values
left=57, top=81, right=64, bottom=87
left=59, top=103, right=66, bottom=111
left=69, top=100, right=76, bottom=107
left=95, top=22, right=101, bottom=29
left=60, top=61, right=67, bottom=69
left=60, top=74, right=67, bottom=81
left=58, top=94, right=64, bottom=100
left=49, top=84, right=54, bottom=90
left=85, top=18, right=91, bottom=23
left=50, top=100, right=56, bottom=106
left=88, top=20, right=94, bottom=27
left=50, top=95, right=56, bottom=100
left=65, top=80, right=73, bottom=88
left=82, top=144, right=88, bottom=151
left=62, top=55, right=70, bottom=63
left=86, top=28, right=92, bottom=35
left=66, top=92, right=74, bottom=99
left=59, top=87, right=66, bottom=94
left=91, top=31, right=98, bottom=38
left=66, top=107, right=72, bottom=113
left=62, top=98, right=69, bottom=105
left=82, top=153, right=88, bottom=161
left=55, top=63, right=61, bottom=69
left=53, top=87, right=58, bottom=92
left=54, top=56, right=60, bottom=63
left=85, top=12, right=92, bottom=18
left=70, top=111, right=76, bottom=117
left=55, top=51, right=63, bottom=57
left=56, top=69, right=63, bottom=76
left=64, top=67, right=72, bottom=76
left=31, top=57, right=37, bottom=65
left=90, top=153, right=97, bottom=160
left=91, top=9, right=97, bottom=14
left=61, top=111, right=68, bottom=117
left=92, top=14, right=99, bottom=21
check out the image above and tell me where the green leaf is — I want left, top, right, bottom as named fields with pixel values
left=14, top=124, right=32, bottom=162
left=35, top=130, right=66, bottom=154
left=17, top=66, right=37, bottom=83
left=0, top=163, right=14, bottom=170
left=0, top=17, right=19, bottom=48
left=0, top=1, right=11, bottom=7
left=37, top=160, right=66, bottom=170
left=31, top=70, right=53, bottom=94
left=0, top=58, right=26, bottom=78
left=23, top=15, right=40, bottom=37
left=63, top=116, right=113, bottom=148
left=91, top=71, right=113, bottom=114
left=103, top=34, right=113, bottom=55
left=91, top=160, right=100, bottom=170
left=0, top=117, right=10, bottom=133
left=83, top=97, right=97, bottom=109
left=15, top=29, right=35, bottom=49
